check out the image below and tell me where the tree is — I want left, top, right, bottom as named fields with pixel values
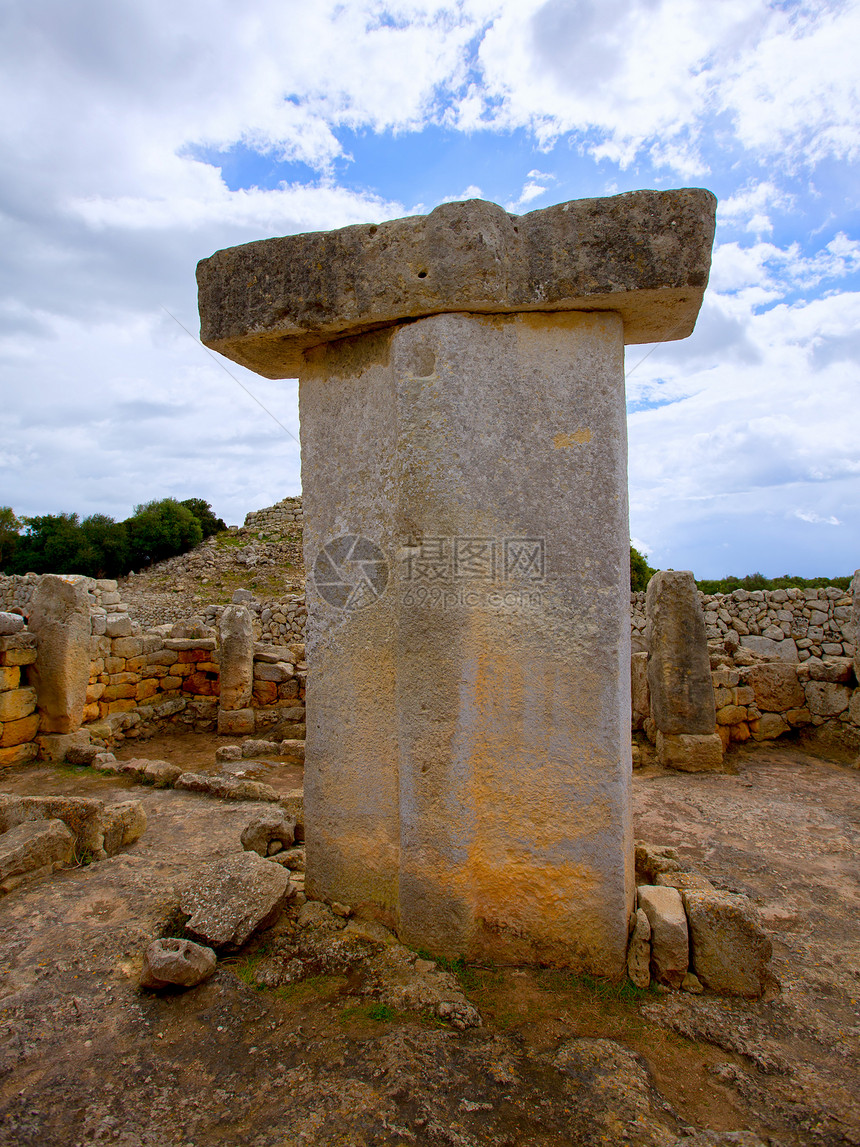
left=630, top=545, right=656, bottom=592
left=127, top=498, right=203, bottom=567
left=11, top=513, right=84, bottom=574
left=0, top=507, right=21, bottom=571
left=79, top=514, right=129, bottom=578
left=180, top=498, right=226, bottom=538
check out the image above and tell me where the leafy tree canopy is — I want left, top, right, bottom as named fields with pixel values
left=180, top=498, right=226, bottom=538
left=630, top=545, right=656, bottom=592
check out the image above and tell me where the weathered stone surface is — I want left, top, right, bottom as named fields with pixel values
left=142, top=760, right=183, bottom=786
left=0, top=613, right=24, bottom=636
left=27, top=575, right=92, bottom=734
left=746, top=662, right=805, bottom=712
left=0, top=685, right=36, bottom=722
left=198, top=189, right=717, bottom=377
left=279, top=739, right=305, bottom=765
left=215, top=744, right=242, bottom=762
left=254, top=661, right=294, bottom=683
left=0, top=712, right=39, bottom=748
left=751, top=713, right=790, bottom=741
left=626, top=908, right=651, bottom=988
left=36, top=730, right=92, bottom=762
left=100, top=801, right=147, bottom=856
left=656, top=731, right=724, bottom=773
left=654, top=871, right=715, bottom=892
left=805, top=681, right=851, bottom=717
left=634, top=841, right=682, bottom=884
left=630, top=651, right=650, bottom=732
left=646, top=571, right=716, bottom=737
left=0, top=794, right=105, bottom=855
left=174, top=772, right=280, bottom=802
left=178, top=851, right=290, bottom=949
left=240, top=810, right=296, bottom=856
left=217, top=707, right=255, bottom=736
left=852, top=570, right=859, bottom=682
left=739, top=635, right=799, bottom=662
left=300, top=310, right=634, bottom=972
left=683, top=889, right=773, bottom=998
left=218, top=605, right=254, bottom=712
left=0, top=818, right=74, bottom=883
left=140, top=937, right=216, bottom=990
left=240, top=739, right=279, bottom=758
left=637, top=884, right=689, bottom=987
left=105, top=614, right=134, bottom=638
left=801, top=656, right=855, bottom=684
left=0, top=743, right=38, bottom=766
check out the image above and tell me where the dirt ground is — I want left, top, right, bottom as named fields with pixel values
left=0, top=739, right=856, bottom=1146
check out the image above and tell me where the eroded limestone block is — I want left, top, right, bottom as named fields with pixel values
left=631, top=651, right=650, bottom=731
left=218, top=605, right=254, bottom=712
left=852, top=569, right=860, bottom=682
left=637, top=885, right=689, bottom=988
left=626, top=908, right=651, bottom=988
left=198, top=189, right=717, bottom=377
left=140, top=937, right=216, bottom=990
left=100, top=801, right=147, bottom=855
left=0, top=794, right=105, bottom=855
left=27, top=575, right=92, bottom=734
left=683, top=889, right=773, bottom=998
left=745, top=662, right=805, bottom=712
left=178, top=851, right=290, bottom=949
left=0, top=818, right=75, bottom=883
left=656, top=731, right=725, bottom=773
left=0, top=613, right=24, bottom=637
left=240, top=810, right=296, bottom=856
left=646, top=571, right=717, bottom=738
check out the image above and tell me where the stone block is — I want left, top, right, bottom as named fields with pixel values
left=746, top=662, right=805, bottom=712
left=0, top=666, right=21, bottom=691
left=0, top=687, right=36, bottom=723
left=654, top=871, right=715, bottom=892
left=626, top=908, right=650, bottom=988
left=805, top=680, right=851, bottom=717
left=0, top=712, right=40, bottom=747
left=164, top=638, right=217, bottom=651
left=630, top=651, right=649, bottom=731
left=646, top=571, right=715, bottom=735
left=105, top=614, right=134, bottom=638
left=198, top=189, right=717, bottom=377
left=0, top=793, right=105, bottom=854
left=0, top=742, right=38, bottom=766
left=739, top=635, right=798, bottom=662
left=254, top=642, right=291, bottom=663
left=252, top=681, right=278, bottom=706
left=0, top=818, right=75, bottom=883
left=254, top=661, right=294, bottom=683
left=111, top=637, right=144, bottom=658
left=0, top=612, right=24, bottom=636
left=27, top=575, right=92, bottom=733
left=37, top=730, right=92, bottom=761
left=683, top=889, right=772, bottom=998
left=656, top=731, right=724, bottom=773
left=801, top=656, right=854, bottom=684
left=100, top=801, right=147, bottom=855
left=751, top=713, right=790, bottom=741
left=217, top=707, right=255, bottom=736
left=637, top=884, right=689, bottom=987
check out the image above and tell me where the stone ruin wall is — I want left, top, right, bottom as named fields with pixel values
left=0, top=572, right=306, bottom=763
left=2, top=493, right=857, bottom=764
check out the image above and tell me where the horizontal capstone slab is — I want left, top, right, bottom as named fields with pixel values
left=197, top=189, right=716, bottom=377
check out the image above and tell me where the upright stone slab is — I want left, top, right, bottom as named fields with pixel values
left=645, top=571, right=723, bottom=771
left=198, top=190, right=716, bottom=975
left=218, top=605, right=254, bottom=734
left=27, top=575, right=92, bottom=735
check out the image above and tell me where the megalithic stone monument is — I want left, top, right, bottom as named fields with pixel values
left=198, top=189, right=716, bottom=975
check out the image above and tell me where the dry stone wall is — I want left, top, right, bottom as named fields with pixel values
left=243, top=496, right=303, bottom=535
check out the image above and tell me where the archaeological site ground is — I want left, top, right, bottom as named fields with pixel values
left=0, top=193, right=858, bottom=1146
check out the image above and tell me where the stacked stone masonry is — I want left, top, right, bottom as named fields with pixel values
left=242, top=496, right=304, bottom=535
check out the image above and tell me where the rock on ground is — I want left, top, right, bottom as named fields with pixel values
left=140, top=937, right=217, bottom=990
left=178, top=851, right=290, bottom=949
left=240, top=809, right=296, bottom=856
left=637, top=884, right=689, bottom=988
left=683, top=889, right=774, bottom=998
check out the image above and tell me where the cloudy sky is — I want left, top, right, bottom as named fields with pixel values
left=1, top=0, right=858, bottom=578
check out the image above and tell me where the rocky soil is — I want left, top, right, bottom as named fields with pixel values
left=0, top=740, right=856, bottom=1146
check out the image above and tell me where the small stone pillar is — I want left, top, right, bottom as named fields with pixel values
left=217, top=605, right=254, bottom=735
left=645, top=570, right=723, bottom=771
left=27, top=574, right=92, bottom=735
left=198, top=189, right=716, bottom=973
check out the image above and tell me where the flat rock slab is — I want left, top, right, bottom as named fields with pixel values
left=197, top=189, right=716, bottom=377
left=178, top=851, right=290, bottom=949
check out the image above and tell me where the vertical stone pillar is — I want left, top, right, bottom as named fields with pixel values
left=27, top=574, right=92, bottom=735
left=197, top=189, right=717, bottom=974
left=645, top=570, right=724, bottom=771
left=217, top=605, right=255, bottom=736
